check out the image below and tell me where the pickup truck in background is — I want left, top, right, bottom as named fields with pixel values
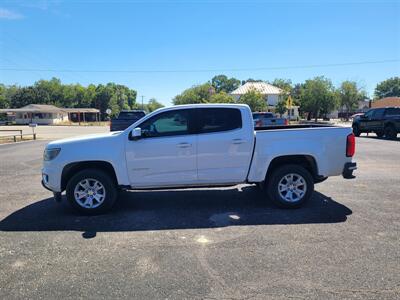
left=42, top=104, right=356, bottom=214
left=352, top=107, right=400, bottom=139
left=253, top=112, right=288, bottom=127
left=110, top=110, right=146, bottom=132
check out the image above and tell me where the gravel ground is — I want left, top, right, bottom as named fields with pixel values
left=0, top=133, right=399, bottom=299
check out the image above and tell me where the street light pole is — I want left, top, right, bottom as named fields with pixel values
left=141, top=95, right=145, bottom=110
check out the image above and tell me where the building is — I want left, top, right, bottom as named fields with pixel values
left=328, top=99, right=371, bottom=119
left=230, top=81, right=299, bottom=119
left=0, top=104, right=100, bottom=125
left=371, top=97, right=400, bottom=108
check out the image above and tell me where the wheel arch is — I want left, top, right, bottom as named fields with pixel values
left=61, top=160, right=118, bottom=192
left=265, top=155, right=319, bottom=183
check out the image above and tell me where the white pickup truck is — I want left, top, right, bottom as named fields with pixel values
left=42, top=104, right=357, bottom=214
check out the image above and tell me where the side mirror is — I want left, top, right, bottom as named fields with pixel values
left=129, top=127, right=142, bottom=141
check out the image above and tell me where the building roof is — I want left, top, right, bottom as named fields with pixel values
left=0, top=104, right=99, bottom=113
left=230, top=82, right=283, bottom=95
left=371, top=97, right=400, bottom=108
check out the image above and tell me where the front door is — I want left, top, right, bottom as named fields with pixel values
left=125, top=109, right=197, bottom=188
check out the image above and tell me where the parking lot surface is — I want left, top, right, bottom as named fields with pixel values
left=0, top=134, right=399, bottom=299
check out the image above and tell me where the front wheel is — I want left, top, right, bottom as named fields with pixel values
left=375, top=131, right=384, bottom=138
left=66, top=169, right=117, bottom=215
left=267, top=165, right=314, bottom=208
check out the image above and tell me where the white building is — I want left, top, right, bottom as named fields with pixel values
left=0, top=104, right=100, bottom=125
left=230, top=81, right=299, bottom=119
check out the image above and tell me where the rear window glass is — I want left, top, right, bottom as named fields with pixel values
left=198, top=108, right=242, bottom=133
left=118, top=111, right=145, bottom=119
left=385, top=108, right=400, bottom=116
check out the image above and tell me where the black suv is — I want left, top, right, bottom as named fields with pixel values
left=352, top=107, right=400, bottom=139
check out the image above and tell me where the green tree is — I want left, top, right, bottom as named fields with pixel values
left=338, top=81, right=366, bottom=118
left=173, top=83, right=214, bottom=105
left=271, top=78, right=292, bottom=94
left=299, top=76, right=338, bottom=122
left=10, top=87, right=40, bottom=108
left=238, top=89, right=266, bottom=112
left=374, top=77, right=400, bottom=99
left=146, top=98, right=164, bottom=112
left=275, top=99, right=287, bottom=117
left=211, top=75, right=240, bottom=93
left=0, top=84, right=9, bottom=109
left=209, top=91, right=235, bottom=103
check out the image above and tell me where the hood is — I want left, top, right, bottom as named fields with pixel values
left=46, top=131, right=121, bottom=148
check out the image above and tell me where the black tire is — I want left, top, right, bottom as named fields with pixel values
left=66, top=169, right=117, bottom=215
left=267, top=164, right=314, bottom=208
left=375, top=131, right=384, bottom=138
left=352, top=125, right=361, bottom=137
left=384, top=125, right=397, bottom=140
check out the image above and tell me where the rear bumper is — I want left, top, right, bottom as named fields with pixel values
left=342, top=162, right=357, bottom=179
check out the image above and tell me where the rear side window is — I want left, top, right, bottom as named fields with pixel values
left=385, top=108, right=400, bottom=116
left=197, top=108, right=242, bottom=134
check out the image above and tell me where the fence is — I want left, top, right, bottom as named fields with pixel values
left=0, top=130, right=36, bottom=143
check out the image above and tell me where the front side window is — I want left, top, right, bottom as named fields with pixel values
left=364, top=109, right=374, bottom=118
left=372, top=108, right=385, bottom=119
left=198, top=108, right=242, bottom=134
left=139, top=109, right=192, bottom=138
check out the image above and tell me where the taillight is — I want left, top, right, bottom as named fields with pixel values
left=346, top=133, right=355, bottom=157
left=284, top=119, right=288, bottom=125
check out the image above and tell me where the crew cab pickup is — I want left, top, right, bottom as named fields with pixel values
left=352, top=107, right=400, bottom=139
left=42, top=104, right=357, bottom=214
left=110, top=110, right=146, bottom=132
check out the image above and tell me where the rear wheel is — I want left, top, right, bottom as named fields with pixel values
left=375, top=131, right=384, bottom=138
left=384, top=125, right=397, bottom=140
left=66, top=169, right=117, bottom=215
left=352, top=125, right=361, bottom=137
left=267, top=164, right=314, bottom=208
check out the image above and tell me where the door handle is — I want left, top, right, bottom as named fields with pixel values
left=177, top=142, right=192, bottom=148
left=232, top=139, right=245, bottom=144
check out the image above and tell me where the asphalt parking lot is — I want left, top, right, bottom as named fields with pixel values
left=0, top=133, right=399, bottom=299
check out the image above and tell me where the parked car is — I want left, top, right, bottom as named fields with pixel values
left=252, top=112, right=288, bottom=127
left=110, top=110, right=146, bottom=131
left=350, top=113, right=364, bottom=120
left=42, top=104, right=357, bottom=214
left=352, top=107, right=400, bottom=139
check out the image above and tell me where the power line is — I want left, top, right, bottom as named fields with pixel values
left=0, top=59, right=398, bottom=74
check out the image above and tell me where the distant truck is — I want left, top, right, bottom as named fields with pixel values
left=110, top=110, right=146, bottom=132
left=352, top=107, right=400, bottom=139
left=253, top=112, right=288, bottom=127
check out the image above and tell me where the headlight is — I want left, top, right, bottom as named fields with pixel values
left=43, top=148, right=61, bottom=161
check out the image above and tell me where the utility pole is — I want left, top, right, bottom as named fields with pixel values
left=141, top=95, right=145, bottom=110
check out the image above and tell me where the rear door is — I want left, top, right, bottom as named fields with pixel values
left=196, top=107, right=254, bottom=184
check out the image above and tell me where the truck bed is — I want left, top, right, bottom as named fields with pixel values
left=255, top=124, right=334, bottom=131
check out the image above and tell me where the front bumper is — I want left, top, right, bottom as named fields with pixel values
left=41, top=179, right=62, bottom=202
left=342, top=162, right=357, bottom=179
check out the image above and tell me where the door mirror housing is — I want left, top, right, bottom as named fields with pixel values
left=129, top=127, right=142, bottom=140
